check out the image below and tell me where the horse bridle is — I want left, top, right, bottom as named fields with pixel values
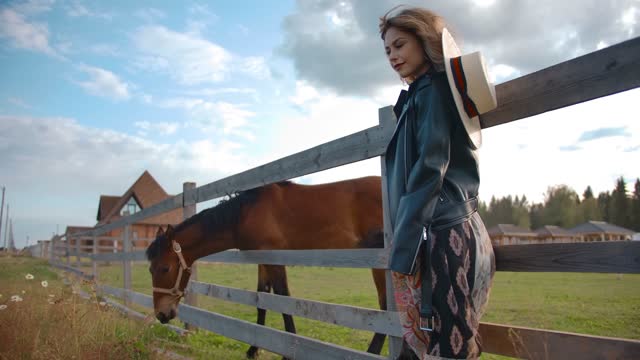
left=152, top=240, right=191, bottom=298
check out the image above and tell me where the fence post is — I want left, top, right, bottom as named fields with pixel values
left=49, top=236, right=55, bottom=264
left=183, top=181, right=198, bottom=330
left=379, top=106, right=402, bottom=359
left=92, top=234, right=99, bottom=283
left=66, top=234, right=71, bottom=266
left=75, top=235, right=81, bottom=268
left=122, top=212, right=132, bottom=307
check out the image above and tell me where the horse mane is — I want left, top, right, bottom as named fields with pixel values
left=146, top=181, right=292, bottom=261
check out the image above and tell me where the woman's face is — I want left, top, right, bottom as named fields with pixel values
left=384, top=26, right=429, bottom=80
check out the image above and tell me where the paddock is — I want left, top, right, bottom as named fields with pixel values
left=28, top=35, right=640, bottom=359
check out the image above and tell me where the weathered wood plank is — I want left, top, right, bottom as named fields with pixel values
left=480, top=322, right=640, bottom=359
left=108, top=296, right=187, bottom=335
left=177, top=303, right=386, bottom=360
left=50, top=262, right=94, bottom=281
left=92, top=242, right=640, bottom=274
left=95, top=284, right=640, bottom=359
left=188, top=281, right=403, bottom=337
left=92, top=235, right=98, bottom=283
left=100, top=285, right=386, bottom=359
left=378, top=106, right=403, bottom=359
left=480, top=37, right=640, bottom=129
left=123, top=225, right=132, bottom=306
left=194, top=125, right=392, bottom=203
left=91, top=250, right=147, bottom=262
left=200, top=249, right=389, bottom=268
left=494, top=241, right=640, bottom=273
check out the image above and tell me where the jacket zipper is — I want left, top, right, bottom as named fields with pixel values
left=409, top=225, right=429, bottom=274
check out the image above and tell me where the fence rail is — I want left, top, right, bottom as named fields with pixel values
left=34, top=36, right=640, bottom=359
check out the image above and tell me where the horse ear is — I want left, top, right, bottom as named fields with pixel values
left=156, top=226, right=165, bottom=237
left=166, top=224, right=175, bottom=238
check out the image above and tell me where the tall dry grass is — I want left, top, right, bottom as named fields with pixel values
left=0, top=255, right=183, bottom=359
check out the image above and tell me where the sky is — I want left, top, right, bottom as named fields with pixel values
left=0, top=0, right=638, bottom=249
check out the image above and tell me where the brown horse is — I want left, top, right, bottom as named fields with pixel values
left=146, top=176, right=387, bottom=358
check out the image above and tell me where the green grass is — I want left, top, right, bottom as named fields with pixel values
left=85, top=261, right=640, bottom=360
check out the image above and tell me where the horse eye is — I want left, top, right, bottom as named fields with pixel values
left=161, top=266, right=170, bottom=273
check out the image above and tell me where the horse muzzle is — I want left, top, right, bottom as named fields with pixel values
left=156, top=308, right=177, bottom=323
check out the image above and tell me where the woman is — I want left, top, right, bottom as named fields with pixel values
left=380, top=7, right=497, bottom=359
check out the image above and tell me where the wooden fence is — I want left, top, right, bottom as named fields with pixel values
left=32, top=36, right=640, bottom=359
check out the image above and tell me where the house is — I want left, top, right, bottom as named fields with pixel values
left=66, top=171, right=185, bottom=253
left=569, top=221, right=635, bottom=242
left=534, top=225, right=581, bottom=243
left=65, top=225, right=93, bottom=253
left=487, top=224, right=538, bottom=246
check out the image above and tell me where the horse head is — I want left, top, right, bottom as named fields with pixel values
left=146, top=225, right=193, bottom=323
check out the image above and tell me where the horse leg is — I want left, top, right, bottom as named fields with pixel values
left=266, top=265, right=296, bottom=360
left=359, top=230, right=388, bottom=354
left=269, top=265, right=296, bottom=334
left=246, top=264, right=271, bottom=359
left=367, top=268, right=388, bottom=354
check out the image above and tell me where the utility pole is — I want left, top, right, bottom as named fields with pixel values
left=0, top=186, right=5, bottom=250
left=3, top=204, right=8, bottom=252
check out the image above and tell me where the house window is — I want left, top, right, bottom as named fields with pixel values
left=121, top=197, right=141, bottom=216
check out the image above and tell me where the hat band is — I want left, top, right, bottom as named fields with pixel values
left=450, top=57, right=479, bottom=118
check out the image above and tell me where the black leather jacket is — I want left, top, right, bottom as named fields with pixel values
left=385, top=70, right=480, bottom=275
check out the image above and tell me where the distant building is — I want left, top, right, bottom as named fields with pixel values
left=534, top=225, right=580, bottom=244
left=487, top=224, right=538, bottom=246
left=66, top=171, right=185, bottom=253
left=569, top=221, right=635, bottom=242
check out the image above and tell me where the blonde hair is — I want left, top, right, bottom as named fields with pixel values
left=379, top=6, right=448, bottom=73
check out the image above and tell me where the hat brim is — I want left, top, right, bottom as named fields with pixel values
left=443, top=28, right=482, bottom=149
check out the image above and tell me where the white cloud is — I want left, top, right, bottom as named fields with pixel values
left=76, top=65, right=131, bottom=100
left=479, top=88, right=640, bottom=203
left=135, top=8, right=166, bottom=23
left=11, top=0, right=54, bottom=15
left=280, top=0, right=639, bottom=96
left=158, top=97, right=256, bottom=140
left=265, top=82, right=639, bottom=206
left=0, top=8, right=57, bottom=56
left=89, top=43, right=120, bottom=56
left=264, top=82, right=385, bottom=185
left=240, top=56, right=271, bottom=79
left=0, top=115, right=258, bottom=245
left=66, top=1, right=113, bottom=20
left=289, top=81, right=320, bottom=106
left=132, top=25, right=232, bottom=85
left=131, top=25, right=270, bottom=85
left=134, top=121, right=180, bottom=136
left=7, top=97, right=32, bottom=109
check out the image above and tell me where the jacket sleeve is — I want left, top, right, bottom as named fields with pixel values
left=390, top=83, right=457, bottom=274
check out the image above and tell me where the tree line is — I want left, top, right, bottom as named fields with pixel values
left=479, top=177, right=640, bottom=232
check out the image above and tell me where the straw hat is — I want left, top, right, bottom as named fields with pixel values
left=442, top=28, right=497, bottom=149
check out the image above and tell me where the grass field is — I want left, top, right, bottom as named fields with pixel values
left=95, top=259, right=640, bottom=359
left=2, top=256, right=639, bottom=359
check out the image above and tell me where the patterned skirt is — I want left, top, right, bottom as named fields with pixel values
left=392, top=212, right=495, bottom=359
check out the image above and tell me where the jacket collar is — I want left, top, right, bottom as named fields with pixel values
left=388, top=70, right=435, bottom=145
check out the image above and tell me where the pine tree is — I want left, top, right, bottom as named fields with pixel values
left=610, top=177, right=630, bottom=228
left=597, top=191, right=611, bottom=222
left=529, top=203, right=545, bottom=229
left=579, top=186, right=601, bottom=223
left=583, top=186, right=594, bottom=200
left=632, top=179, right=640, bottom=232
